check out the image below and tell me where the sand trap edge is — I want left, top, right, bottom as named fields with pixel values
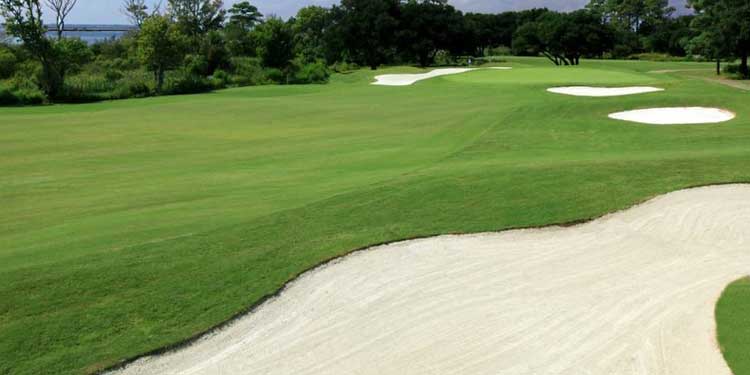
left=608, top=107, right=736, bottom=125
left=547, top=86, right=664, bottom=97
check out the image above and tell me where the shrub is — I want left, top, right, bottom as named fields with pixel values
left=112, top=79, right=153, bottom=99
left=264, top=67, right=285, bottom=83
left=0, top=82, right=46, bottom=105
left=164, top=70, right=213, bottom=95
left=287, top=58, right=330, bottom=84
left=330, top=61, right=359, bottom=74
left=724, top=63, right=740, bottom=75
left=0, top=48, right=17, bottom=79
left=229, top=57, right=268, bottom=86
left=627, top=53, right=688, bottom=62
left=210, top=69, right=230, bottom=89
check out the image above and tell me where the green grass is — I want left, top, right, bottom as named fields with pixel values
left=2, top=57, right=750, bottom=374
left=718, top=278, right=750, bottom=375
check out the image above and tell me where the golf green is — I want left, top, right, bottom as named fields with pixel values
left=718, top=277, right=750, bottom=375
left=1, top=57, right=748, bottom=374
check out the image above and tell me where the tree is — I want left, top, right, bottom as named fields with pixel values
left=1, top=0, right=61, bottom=96
left=228, top=1, right=262, bottom=31
left=167, top=0, right=225, bottom=37
left=137, top=15, right=188, bottom=91
left=292, top=6, right=331, bottom=62
left=252, top=16, right=294, bottom=69
left=122, top=0, right=149, bottom=28
left=44, top=0, right=77, bottom=40
left=464, top=12, right=518, bottom=56
left=688, top=0, right=750, bottom=78
left=339, top=0, right=399, bottom=69
left=398, top=0, right=464, bottom=67
left=513, top=10, right=614, bottom=66
left=587, top=0, right=674, bottom=34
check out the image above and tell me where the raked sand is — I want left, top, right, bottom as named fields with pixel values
left=372, top=68, right=475, bottom=86
left=372, top=67, right=511, bottom=86
left=111, top=185, right=750, bottom=375
left=609, top=107, right=736, bottom=125
left=548, top=86, right=664, bottom=97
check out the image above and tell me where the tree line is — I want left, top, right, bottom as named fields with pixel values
left=1, top=0, right=748, bottom=105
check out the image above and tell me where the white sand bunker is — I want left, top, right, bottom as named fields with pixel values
left=548, top=86, right=664, bottom=97
left=609, top=107, right=735, bottom=125
left=372, top=67, right=512, bottom=86
left=112, top=185, right=750, bottom=375
left=372, top=68, right=475, bottom=86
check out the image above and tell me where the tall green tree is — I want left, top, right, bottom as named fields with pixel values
left=121, top=0, right=149, bottom=28
left=513, top=10, right=614, bottom=66
left=167, top=0, right=225, bottom=37
left=227, top=1, right=262, bottom=31
left=587, top=0, right=674, bottom=33
left=1, top=0, right=63, bottom=96
left=688, top=0, right=750, bottom=78
left=292, top=6, right=332, bottom=62
left=339, top=0, right=399, bottom=69
left=397, top=0, right=464, bottom=67
left=253, top=16, right=294, bottom=69
left=137, top=15, right=188, bottom=91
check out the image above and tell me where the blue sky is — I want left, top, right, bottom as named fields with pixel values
left=49, top=0, right=690, bottom=24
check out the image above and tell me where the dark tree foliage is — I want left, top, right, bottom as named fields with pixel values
left=228, top=1, right=262, bottom=31
left=398, top=0, right=464, bottom=67
left=513, top=10, right=614, bottom=65
left=167, top=0, right=226, bottom=37
left=339, top=0, right=400, bottom=69
left=688, top=0, right=750, bottom=78
left=254, top=17, right=294, bottom=69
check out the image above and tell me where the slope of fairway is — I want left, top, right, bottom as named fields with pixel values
left=2, top=57, right=750, bottom=374
left=717, top=277, right=750, bottom=374
left=112, top=185, right=749, bottom=375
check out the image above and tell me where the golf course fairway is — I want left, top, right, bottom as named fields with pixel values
left=1, top=57, right=749, bottom=374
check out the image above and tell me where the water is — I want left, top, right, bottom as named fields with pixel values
left=1, top=24, right=136, bottom=45
left=46, top=25, right=137, bottom=44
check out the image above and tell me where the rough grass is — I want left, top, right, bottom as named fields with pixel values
left=1, top=57, right=749, bottom=374
left=717, top=277, right=750, bottom=375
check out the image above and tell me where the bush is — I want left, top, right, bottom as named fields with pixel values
left=330, top=61, right=359, bottom=73
left=0, top=82, right=46, bottom=105
left=210, top=69, right=230, bottom=89
left=487, top=46, right=511, bottom=56
left=264, top=67, right=285, bottom=83
left=724, top=63, right=740, bottom=75
left=627, top=53, right=688, bottom=62
left=287, top=58, right=330, bottom=84
left=229, top=57, right=269, bottom=86
left=0, top=48, right=17, bottom=79
left=112, top=79, right=153, bottom=99
left=164, top=70, right=213, bottom=95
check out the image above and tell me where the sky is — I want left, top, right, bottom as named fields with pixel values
left=44, top=0, right=691, bottom=25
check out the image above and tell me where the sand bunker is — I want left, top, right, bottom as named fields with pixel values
left=609, top=107, right=735, bottom=125
left=372, top=67, right=511, bottom=86
left=548, top=86, right=664, bottom=97
left=111, top=185, right=750, bottom=375
left=372, top=68, right=475, bottom=86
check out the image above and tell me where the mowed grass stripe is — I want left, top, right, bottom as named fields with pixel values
left=1, top=58, right=749, bottom=374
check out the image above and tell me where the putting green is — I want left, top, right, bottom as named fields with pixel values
left=1, top=57, right=749, bottom=374
left=717, top=277, right=750, bottom=375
